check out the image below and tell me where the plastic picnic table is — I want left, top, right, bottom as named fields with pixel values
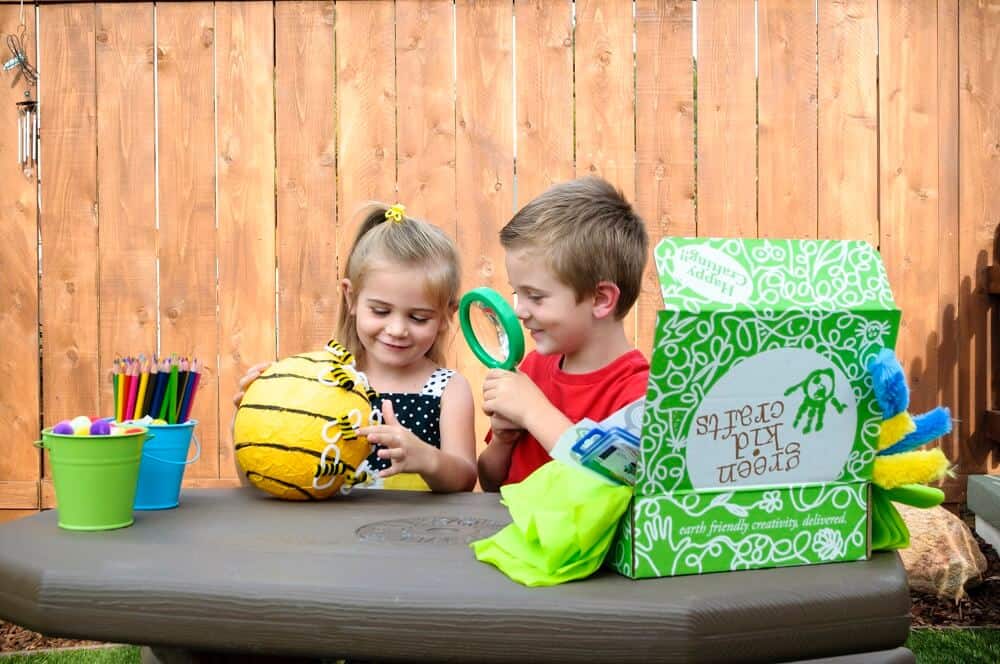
left=0, top=488, right=914, bottom=663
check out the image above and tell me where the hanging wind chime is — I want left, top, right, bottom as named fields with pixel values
left=4, top=15, right=38, bottom=181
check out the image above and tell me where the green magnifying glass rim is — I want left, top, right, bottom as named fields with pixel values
left=458, top=287, right=525, bottom=370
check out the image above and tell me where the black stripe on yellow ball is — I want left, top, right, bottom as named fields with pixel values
left=234, top=442, right=324, bottom=458
left=290, top=350, right=346, bottom=364
left=252, top=356, right=372, bottom=403
left=244, top=471, right=318, bottom=501
left=236, top=441, right=334, bottom=500
left=254, top=371, right=328, bottom=383
left=233, top=352, right=375, bottom=501
left=235, top=423, right=370, bottom=499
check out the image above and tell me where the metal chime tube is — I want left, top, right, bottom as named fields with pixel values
left=21, top=108, right=27, bottom=166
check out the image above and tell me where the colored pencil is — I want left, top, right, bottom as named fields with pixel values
left=111, top=358, right=120, bottom=418
left=141, top=356, right=158, bottom=418
left=174, top=359, right=189, bottom=423
left=177, top=359, right=197, bottom=423
left=134, top=358, right=149, bottom=420
left=116, top=366, right=126, bottom=422
left=149, top=359, right=169, bottom=420
left=163, top=359, right=180, bottom=424
left=159, top=358, right=174, bottom=422
left=125, top=361, right=139, bottom=421
left=179, top=362, right=201, bottom=423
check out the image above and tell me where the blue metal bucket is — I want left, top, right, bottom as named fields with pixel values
left=133, top=420, right=200, bottom=510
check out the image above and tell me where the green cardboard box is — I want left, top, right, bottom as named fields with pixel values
left=611, top=238, right=900, bottom=578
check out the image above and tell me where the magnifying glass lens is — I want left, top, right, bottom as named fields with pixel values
left=459, top=287, right=525, bottom=370
left=469, top=302, right=511, bottom=365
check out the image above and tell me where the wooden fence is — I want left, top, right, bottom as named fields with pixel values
left=1, top=0, right=997, bottom=519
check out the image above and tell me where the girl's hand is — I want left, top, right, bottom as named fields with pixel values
left=359, top=400, right=435, bottom=478
left=489, top=414, right=523, bottom=446
left=232, top=362, right=273, bottom=407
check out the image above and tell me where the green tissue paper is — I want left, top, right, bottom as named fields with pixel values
left=471, top=460, right=633, bottom=586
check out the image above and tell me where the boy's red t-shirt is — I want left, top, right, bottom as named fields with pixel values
left=492, top=349, right=650, bottom=486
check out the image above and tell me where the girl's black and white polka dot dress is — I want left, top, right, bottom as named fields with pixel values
left=365, top=368, right=455, bottom=474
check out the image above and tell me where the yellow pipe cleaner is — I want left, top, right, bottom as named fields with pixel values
left=878, top=411, right=916, bottom=451
left=872, top=448, right=951, bottom=489
left=384, top=203, right=406, bottom=223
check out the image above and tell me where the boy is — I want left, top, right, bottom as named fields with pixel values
left=477, top=177, right=650, bottom=491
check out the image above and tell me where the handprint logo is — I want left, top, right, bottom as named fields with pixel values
left=783, top=368, right=846, bottom=434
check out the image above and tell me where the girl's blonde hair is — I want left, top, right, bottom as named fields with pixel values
left=336, top=204, right=460, bottom=367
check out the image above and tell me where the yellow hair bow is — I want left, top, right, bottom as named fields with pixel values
left=384, top=203, right=406, bottom=224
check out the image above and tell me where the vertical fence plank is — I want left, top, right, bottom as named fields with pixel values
left=157, top=2, right=219, bottom=480
left=39, top=3, right=99, bottom=499
left=696, top=0, right=756, bottom=237
left=216, top=1, right=276, bottom=478
left=514, top=0, right=573, bottom=205
left=758, top=0, right=816, bottom=239
left=576, top=0, right=636, bottom=342
left=575, top=0, right=634, bottom=196
left=959, top=0, right=1000, bottom=487
left=276, top=1, right=337, bottom=356
left=0, top=4, right=40, bottom=511
left=935, top=0, right=961, bottom=497
left=396, top=0, right=458, bottom=371
left=336, top=0, right=396, bottom=262
left=512, top=0, right=572, bottom=360
left=817, top=0, right=877, bottom=245
left=397, top=0, right=456, bottom=228
left=879, top=0, right=940, bottom=412
left=635, top=0, right=695, bottom=357
left=96, top=3, right=156, bottom=414
left=456, top=0, right=514, bottom=457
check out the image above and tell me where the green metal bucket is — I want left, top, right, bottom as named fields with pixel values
left=38, top=425, right=150, bottom=531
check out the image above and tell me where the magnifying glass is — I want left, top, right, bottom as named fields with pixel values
left=458, top=287, right=525, bottom=370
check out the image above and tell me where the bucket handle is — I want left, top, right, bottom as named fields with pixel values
left=143, top=434, right=201, bottom=466
left=34, top=433, right=155, bottom=448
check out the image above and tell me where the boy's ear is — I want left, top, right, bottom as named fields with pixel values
left=591, top=281, right=620, bottom=320
left=340, top=278, right=356, bottom=314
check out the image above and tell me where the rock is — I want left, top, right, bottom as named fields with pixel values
left=897, top=504, right=987, bottom=601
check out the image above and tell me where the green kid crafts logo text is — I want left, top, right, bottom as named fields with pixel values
left=695, top=399, right=801, bottom=485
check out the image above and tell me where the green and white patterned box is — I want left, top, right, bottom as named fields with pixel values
left=611, top=238, right=900, bottom=579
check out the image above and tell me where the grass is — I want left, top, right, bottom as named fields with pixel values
left=0, top=647, right=139, bottom=663
left=1, top=630, right=999, bottom=662
left=906, top=628, right=1000, bottom=663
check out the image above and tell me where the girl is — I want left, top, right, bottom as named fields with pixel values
left=234, top=204, right=477, bottom=492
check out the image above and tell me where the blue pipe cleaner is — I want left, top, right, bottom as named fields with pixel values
left=867, top=349, right=908, bottom=419
left=878, top=407, right=953, bottom=456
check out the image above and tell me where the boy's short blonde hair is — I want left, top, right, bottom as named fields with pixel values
left=500, top=177, right=648, bottom=319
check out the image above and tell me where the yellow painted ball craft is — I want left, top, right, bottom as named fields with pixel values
left=233, top=341, right=379, bottom=500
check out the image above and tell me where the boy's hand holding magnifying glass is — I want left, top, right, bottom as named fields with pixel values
left=459, top=288, right=528, bottom=438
